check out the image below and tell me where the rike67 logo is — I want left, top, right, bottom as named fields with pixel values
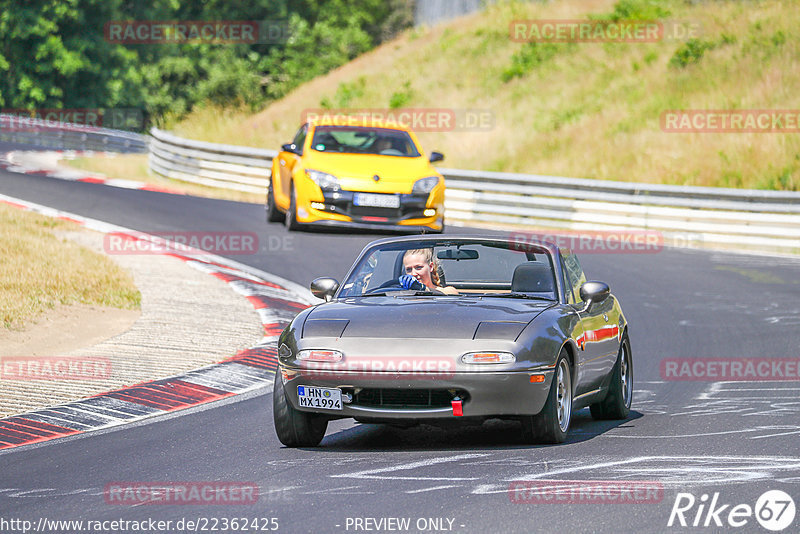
left=668, top=490, right=796, bottom=531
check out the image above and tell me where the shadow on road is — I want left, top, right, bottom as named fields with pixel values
left=305, top=409, right=645, bottom=452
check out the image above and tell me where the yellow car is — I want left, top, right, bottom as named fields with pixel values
left=266, top=117, right=445, bottom=232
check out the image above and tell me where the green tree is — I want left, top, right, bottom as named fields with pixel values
left=0, top=0, right=413, bottom=125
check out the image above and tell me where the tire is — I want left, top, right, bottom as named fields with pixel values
left=521, top=350, right=572, bottom=444
left=272, top=372, right=327, bottom=447
left=284, top=183, right=300, bottom=231
left=266, top=180, right=283, bottom=222
left=590, top=334, right=632, bottom=420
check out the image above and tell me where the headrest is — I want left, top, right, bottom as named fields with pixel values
left=511, top=262, right=555, bottom=292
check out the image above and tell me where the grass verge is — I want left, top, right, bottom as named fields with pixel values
left=0, top=203, right=141, bottom=330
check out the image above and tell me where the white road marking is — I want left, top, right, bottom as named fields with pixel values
left=405, top=485, right=462, bottom=494
left=331, top=453, right=490, bottom=481
left=603, top=426, right=800, bottom=439
left=303, top=485, right=375, bottom=495
left=751, top=429, right=800, bottom=439
left=471, top=455, right=800, bottom=494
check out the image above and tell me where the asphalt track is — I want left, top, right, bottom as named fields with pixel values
left=1, top=144, right=799, bottom=533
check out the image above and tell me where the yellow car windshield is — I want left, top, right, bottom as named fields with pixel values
left=311, top=126, right=420, bottom=157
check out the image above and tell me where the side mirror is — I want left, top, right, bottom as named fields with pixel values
left=310, top=277, right=339, bottom=302
left=577, top=281, right=610, bottom=313
left=281, top=143, right=300, bottom=155
left=429, top=151, right=444, bottom=163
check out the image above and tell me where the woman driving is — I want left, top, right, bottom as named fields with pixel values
left=399, top=248, right=458, bottom=295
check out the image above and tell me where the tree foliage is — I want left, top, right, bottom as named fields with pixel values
left=0, top=0, right=413, bottom=127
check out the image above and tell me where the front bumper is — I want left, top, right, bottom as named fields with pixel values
left=308, top=219, right=442, bottom=233
left=279, top=367, right=555, bottom=419
left=297, top=189, right=444, bottom=231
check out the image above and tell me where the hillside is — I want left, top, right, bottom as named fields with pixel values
left=173, top=0, right=800, bottom=190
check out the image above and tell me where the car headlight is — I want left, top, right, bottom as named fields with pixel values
left=412, top=176, right=440, bottom=194
left=461, top=352, right=516, bottom=364
left=297, top=349, right=343, bottom=362
left=306, top=169, right=341, bottom=192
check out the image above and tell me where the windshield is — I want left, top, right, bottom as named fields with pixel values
left=310, top=126, right=421, bottom=157
left=337, top=239, right=557, bottom=299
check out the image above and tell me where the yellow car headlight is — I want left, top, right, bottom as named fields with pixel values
left=412, top=176, right=440, bottom=194
left=306, top=169, right=341, bottom=192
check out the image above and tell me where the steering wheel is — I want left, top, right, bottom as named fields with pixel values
left=364, top=279, right=404, bottom=294
left=364, top=279, right=446, bottom=295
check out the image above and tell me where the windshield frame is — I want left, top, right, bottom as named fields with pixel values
left=309, top=125, right=422, bottom=157
left=336, top=237, right=563, bottom=302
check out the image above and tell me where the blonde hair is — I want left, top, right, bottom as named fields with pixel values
left=403, top=248, right=441, bottom=286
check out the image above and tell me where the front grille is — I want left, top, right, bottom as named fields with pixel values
left=349, top=206, right=402, bottom=218
left=348, top=388, right=465, bottom=409
left=321, top=190, right=429, bottom=221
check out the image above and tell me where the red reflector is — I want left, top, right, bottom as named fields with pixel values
left=451, top=399, right=463, bottom=416
left=361, top=216, right=388, bottom=222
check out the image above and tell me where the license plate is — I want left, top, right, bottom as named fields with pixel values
left=353, top=193, right=400, bottom=208
left=297, top=386, right=342, bottom=410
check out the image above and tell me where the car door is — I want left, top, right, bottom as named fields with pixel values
left=562, top=251, right=619, bottom=395
left=276, top=124, right=307, bottom=206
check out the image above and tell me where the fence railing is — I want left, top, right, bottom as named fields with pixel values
left=148, top=128, right=800, bottom=253
left=0, top=114, right=147, bottom=153
left=414, top=0, right=487, bottom=27
left=149, top=128, right=274, bottom=193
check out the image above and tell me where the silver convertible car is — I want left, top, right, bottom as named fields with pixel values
left=273, top=235, right=632, bottom=446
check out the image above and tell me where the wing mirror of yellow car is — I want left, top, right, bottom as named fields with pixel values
left=281, top=143, right=301, bottom=155
left=429, top=151, right=444, bottom=163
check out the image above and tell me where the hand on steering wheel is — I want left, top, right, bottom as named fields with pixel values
left=399, top=274, right=426, bottom=291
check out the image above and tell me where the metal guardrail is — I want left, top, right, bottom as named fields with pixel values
left=149, top=128, right=275, bottom=194
left=148, top=128, right=800, bottom=253
left=0, top=114, right=147, bottom=152
left=414, top=0, right=486, bottom=27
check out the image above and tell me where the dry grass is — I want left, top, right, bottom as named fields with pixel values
left=65, top=154, right=266, bottom=204
left=174, top=0, right=800, bottom=190
left=0, top=203, right=141, bottom=330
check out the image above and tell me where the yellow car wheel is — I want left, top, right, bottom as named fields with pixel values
left=285, top=183, right=300, bottom=231
left=266, top=180, right=283, bottom=223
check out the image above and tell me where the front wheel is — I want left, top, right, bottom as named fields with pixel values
left=521, top=350, right=572, bottom=444
left=284, top=184, right=300, bottom=231
left=266, top=180, right=283, bottom=222
left=590, top=334, right=632, bottom=420
left=272, top=372, right=327, bottom=447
